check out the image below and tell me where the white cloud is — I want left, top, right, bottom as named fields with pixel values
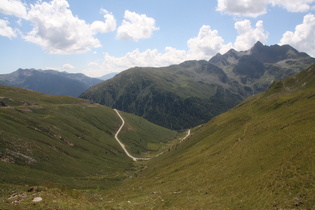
left=217, top=0, right=269, bottom=17
left=234, top=20, right=268, bottom=51
left=216, top=0, right=315, bottom=17
left=62, top=63, right=74, bottom=69
left=83, top=47, right=188, bottom=77
left=116, top=10, right=159, bottom=41
left=23, top=0, right=116, bottom=54
left=84, top=22, right=268, bottom=76
left=270, top=0, right=315, bottom=12
left=280, top=13, right=315, bottom=56
left=88, top=62, right=99, bottom=67
left=45, top=66, right=61, bottom=71
left=0, top=0, right=27, bottom=18
left=0, top=19, right=17, bottom=39
left=187, top=25, right=232, bottom=60
left=90, top=10, right=116, bottom=34
left=104, top=47, right=187, bottom=71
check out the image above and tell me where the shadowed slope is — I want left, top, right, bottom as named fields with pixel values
left=104, top=64, right=315, bottom=209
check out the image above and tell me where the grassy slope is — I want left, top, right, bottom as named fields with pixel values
left=103, top=64, right=315, bottom=209
left=1, top=64, right=314, bottom=209
left=118, top=111, right=177, bottom=156
left=81, top=65, right=242, bottom=130
left=0, top=85, right=176, bottom=190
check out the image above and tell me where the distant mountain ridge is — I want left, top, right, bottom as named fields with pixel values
left=80, top=42, right=315, bottom=130
left=98, top=72, right=118, bottom=81
left=0, top=68, right=102, bottom=97
left=209, top=41, right=314, bottom=92
left=106, top=64, right=315, bottom=209
left=0, top=64, right=314, bottom=209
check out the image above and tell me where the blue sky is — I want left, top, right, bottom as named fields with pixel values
left=0, top=0, right=314, bottom=77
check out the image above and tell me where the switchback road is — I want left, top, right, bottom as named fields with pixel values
left=114, top=109, right=150, bottom=161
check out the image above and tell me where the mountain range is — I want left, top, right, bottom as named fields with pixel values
left=105, top=63, right=315, bottom=209
left=0, top=69, right=102, bottom=97
left=80, top=42, right=315, bottom=130
left=1, top=63, right=314, bottom=209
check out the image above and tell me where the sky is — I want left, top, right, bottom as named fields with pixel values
left=0, top=0, right=314, bottom=77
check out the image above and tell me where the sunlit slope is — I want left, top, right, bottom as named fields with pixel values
left=105, top=64, right=315, bottom=209
left=117, top=111, right=177, bottom=156
left=0, top=85, right=176, bottom=188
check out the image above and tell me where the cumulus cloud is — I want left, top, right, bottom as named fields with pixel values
left=62, top=63, right=75, bottom=69
left=23, top=0, right=102, bottom=54
left=187, top=25, right=232, bottom=60
left=116, top=10, right=159, bottom=41
left=217, top=0, right=269, bottom=17
left=280, top=13, right=315, bottom=56
left=0, top=0, right=27, bottom=18
left=0, top=19, right=17, bottom=39
left=83, top=47, right=188, bottom=77
left=90, top=9, right=116, bottom=34
left=85, top=21, right=268, bottom=76
left=270, top=0, right=315, bottom=12
left=234, top=20, right=268, bottom=51
left=90, top=20, right=268, bottom=76
left=104, top=47, right=187, bottom=70
left=217, top=0, right=315, bottom=17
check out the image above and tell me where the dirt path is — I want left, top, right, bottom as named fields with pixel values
left=179, top=129, right=191, bottom=142
left=114, top=109, right=150, bottom=161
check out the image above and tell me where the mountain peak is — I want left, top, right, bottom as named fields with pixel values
left=250, top=41, right=267, bottom=54
left=253, top=41, right=264, bottom=48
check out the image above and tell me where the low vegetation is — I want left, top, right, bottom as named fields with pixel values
left=80, top=42, right=315, bottom=130
left=0, top=85, right=177, bottom=208
left=0, top=64, right=314, bottom=209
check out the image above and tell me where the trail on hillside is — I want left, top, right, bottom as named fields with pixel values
left=155, top=129, right=191, bottom=157
left=179, top=129, right=191, bottom=142
left=114, top=109, right=150, bottom=161
left=114, top=109, right=191, bottom=161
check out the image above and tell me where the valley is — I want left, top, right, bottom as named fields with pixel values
left=1, top=0, right=315, bottom=208
left=114, top=109, right=151, bottom=161
left=0, top=45, right=314, bottom=209
left=80, top=42, right=315, bottom=130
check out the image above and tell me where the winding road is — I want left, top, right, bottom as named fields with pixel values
left=179, top=129, right=191, bottom=142
left=114, top=109, right=191, bottom=161
left=114, top=109, right=150, bottom=161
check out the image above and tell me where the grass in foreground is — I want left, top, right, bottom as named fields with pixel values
left=100, top=64, right=315, bottom=209
left=1, top=65, right=314, bottom=209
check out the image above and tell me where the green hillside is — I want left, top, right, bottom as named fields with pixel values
left=102, top=64, right=315, bottom=209
left=80, top=63, right=246, bottom=130
left=1, top=64, right=314, bottom=209
left=80, top=42, right=315, bottom=130
left=0, top=85, right=176, bottom=191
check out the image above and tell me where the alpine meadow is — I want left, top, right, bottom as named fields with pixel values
left=1, top=0, right=315, bottom=209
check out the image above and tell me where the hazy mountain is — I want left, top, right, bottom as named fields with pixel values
left=80, top=42, right=315, bottom=130
left=0, top=69, right=102, bottom=97
left=98, top=72, right=118, bottom=80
